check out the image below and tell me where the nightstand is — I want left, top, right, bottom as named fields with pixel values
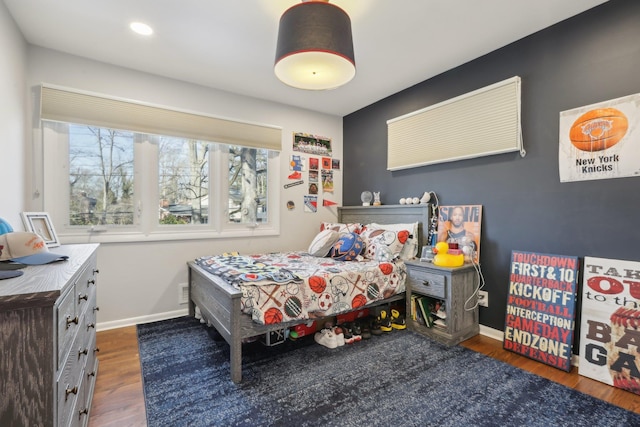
left=405, top=260, right=479, bottom=345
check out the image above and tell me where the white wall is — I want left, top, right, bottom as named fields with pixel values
left=0, top=2, right=27, bottom=225
left=23, top=47, right=343, bottom=329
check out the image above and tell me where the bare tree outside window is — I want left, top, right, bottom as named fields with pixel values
left=68, top=125, right=134, bottom=226
left=228, top=146, right=268, bottom=223
left=158, top=137, right=209, bottom=225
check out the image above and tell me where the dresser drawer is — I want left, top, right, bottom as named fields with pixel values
left=57, top=333, right=83, bottom=427
left=57, top=284, right=78, bottom=368
left=408, top=268, right=446, bottom=299
left=76, top=258, right=98, bottom=316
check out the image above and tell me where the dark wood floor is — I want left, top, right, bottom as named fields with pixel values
left=88, top=326, right=640, bottom=426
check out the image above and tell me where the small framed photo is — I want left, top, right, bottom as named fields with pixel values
left=20, top=212, right=60, bottom=247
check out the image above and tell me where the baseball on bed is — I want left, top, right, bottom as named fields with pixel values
left=569, top=107, right=628, bottom=152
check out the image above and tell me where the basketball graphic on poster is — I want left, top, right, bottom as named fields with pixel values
left=569, top=108, right=628, bottom=152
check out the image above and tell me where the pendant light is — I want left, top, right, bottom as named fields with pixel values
left=274, top=0, right=356, bottom=90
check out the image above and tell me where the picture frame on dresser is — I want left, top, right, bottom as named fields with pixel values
left=20, top=211, right=60, bottom=247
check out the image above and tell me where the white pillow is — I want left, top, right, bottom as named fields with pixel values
left=308, top=229, right=340, bottom=257
left=366, top=222, right=419, bottom=260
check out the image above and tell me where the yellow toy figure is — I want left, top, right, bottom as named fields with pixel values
left=432, top=242, right=464, bottom=267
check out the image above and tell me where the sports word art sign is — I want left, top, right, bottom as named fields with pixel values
left=504, top=251, right=579, bottom=371
left=579, top=257, right=640, bottom=395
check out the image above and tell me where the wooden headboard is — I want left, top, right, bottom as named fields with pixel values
left=338, top=205, right=431, bottom=257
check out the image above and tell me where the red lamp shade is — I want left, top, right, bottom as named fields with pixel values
left=274, top=1, right=356, bottom=90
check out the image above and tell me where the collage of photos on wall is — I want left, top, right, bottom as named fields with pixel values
left=288, top=132, right=340, bottom=213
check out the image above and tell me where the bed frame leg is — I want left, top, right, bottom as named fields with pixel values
left=230, top=338, right=242, bottom=383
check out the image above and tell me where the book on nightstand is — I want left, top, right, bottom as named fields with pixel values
left=417, top=297, right=434, bottom=328
left=411, top=294, right=425, bottom=325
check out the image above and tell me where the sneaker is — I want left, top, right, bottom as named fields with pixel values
left=370, top=316, right=383, bottom=336
left=288, top=171, right=302, bottom=180
left=379, top=310, right=393, bottom=332
left=350, top=322, right=362, bottom=342
left=314, top=329, right=338, bottom=349
left=341, top=324, right=354, bottom=344
left=359, top=319, right=372, bottom=339
left=391, top=309, right=407, bottom=330
left=333, top=326, right=346, bottom=346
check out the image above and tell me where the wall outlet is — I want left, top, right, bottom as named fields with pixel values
left=478, top=290, right=488, bottom=307
left=178, top=283, right=189, bottom=305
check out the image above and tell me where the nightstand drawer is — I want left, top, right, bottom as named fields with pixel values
left=408, top=269, right=446, bottom=299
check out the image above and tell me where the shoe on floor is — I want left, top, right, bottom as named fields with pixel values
left=333, top=326, right=346, bottom=346
left=379, top=310, right=393, bottom=332
left=314, top=328, right=338, bottom=349
left=370, top=316, right=383, bottom=336
left=350, top=322, right=362, bottom=342
left=359, top=319, right=372, bottom=339
left=391, top=309, right=407, bottom=330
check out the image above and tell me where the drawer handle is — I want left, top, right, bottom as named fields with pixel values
left=79, top=408, right=89, bottom=417
left=88, top=371, right=96, bottom=378
left=87, top=279, right=96, bottom=286
left=78, top=348, right=88, bottom=357
left=87, top=322, right=95, bottom=329
left=93, top=269, right=100, bottom=274
left=66, top=316, right=79, bottom=329
left=78, top=293, right=88, bottom=302
left=422, top=280, right=430, bottom=287
left=65, top=385, right=78, bottom=400
left=93, top=306, right=100, bottom=312
left=94, top=347, right=100, bottom=353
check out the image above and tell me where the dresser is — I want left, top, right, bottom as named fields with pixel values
left=0, top=244, right=100, bottom=427
left=405, top=260, right=479, bottom=345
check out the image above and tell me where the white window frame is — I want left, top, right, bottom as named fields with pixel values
left=41, top=122, right=280, bottom=244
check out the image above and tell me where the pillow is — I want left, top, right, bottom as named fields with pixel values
left=320, top=222, right=363, bottom=234
left=329, top=232, right=364, bottom=261
left=360, top=228, right=410, bottom=261
left=308, top=230, right=340, bottom=257
left=365, top=222, right=419, bottom=260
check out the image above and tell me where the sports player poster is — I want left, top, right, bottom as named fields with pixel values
left=579, top=257, right=640, bottom=395
left=436, top=205, right=482, bottom=263
left=503, top=251, right=579, bottom=371
left=559, top=93, right=640, bottom=182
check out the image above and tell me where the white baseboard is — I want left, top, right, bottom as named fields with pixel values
left=479, top=324, right=504, bottom=341
left=96, top=308, right=188, bottom=332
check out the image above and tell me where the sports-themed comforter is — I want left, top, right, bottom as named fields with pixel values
left=195, top=252, right=406, bottom=325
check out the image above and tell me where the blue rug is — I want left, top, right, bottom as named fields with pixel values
left=138, top=316, right=640, bottom=427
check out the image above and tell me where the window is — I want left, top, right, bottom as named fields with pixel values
left=41, top=120, right=280, bottom=242
left=158, top=136, right=210, bottom=225
left=39, top=84, right=281, bottom=242
left=68, top=125, right=135, bottom=226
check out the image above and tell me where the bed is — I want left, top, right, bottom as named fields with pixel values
left=187, top=204, right=430, bottom=383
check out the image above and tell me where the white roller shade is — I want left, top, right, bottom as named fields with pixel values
left=40, top=84, right=282, bottom=151
left=387, top=76, right=524, bottom=170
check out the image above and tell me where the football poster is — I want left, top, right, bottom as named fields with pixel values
left=579, top=257, right=640, bottom=395
left=559, top=93, right=640, bottom=182
left=504, top=251, right=579, bottom=371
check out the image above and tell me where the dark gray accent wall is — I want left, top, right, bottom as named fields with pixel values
left=343, top=0, right=640, bottom=340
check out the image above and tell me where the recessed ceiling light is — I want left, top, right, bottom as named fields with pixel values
left=130, top=22, right=153, bottom=36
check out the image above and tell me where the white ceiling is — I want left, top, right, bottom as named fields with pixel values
left=4, top=0, right=608, bottom=116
